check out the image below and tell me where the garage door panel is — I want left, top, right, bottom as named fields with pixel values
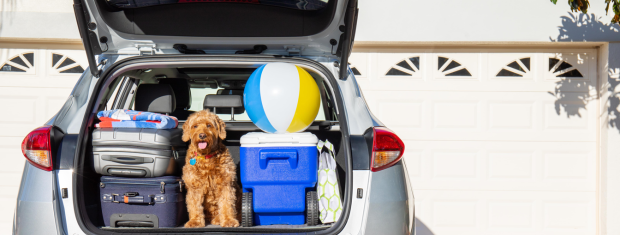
left=0, top=48, right=86, bottom=235
left=487, top=53, right=536, bottom=80
left=0, top=96, right=38, bottom=124
left=433, top=53, right=479, bottom=79
left=375, top=99, right=424, bottom=128
left=353, top=50, right=596, bottom=93
left=0, top=49, right=84, bottom=88
left=414, top=190, right=596, bottom=235
left=488, top=101, right=534, bottom=129
left=0, top=87, right=72, bottom=137
left=432, top=101, right=479, bottom=129
left=542, top=52, right=594, bottom=82
left=377, top=53, right=424, bottom=79
left=364, top=90, right=596, bottom=142
left=403, top=141, right=596, bottom=191
left=357, top=78, right=595, bottom=93
left=44, top=50, right=88, bottom=77
left=0, top=137, right=27, bottom=173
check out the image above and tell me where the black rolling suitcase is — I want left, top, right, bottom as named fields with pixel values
left=100, top=176, right=186, bottom=228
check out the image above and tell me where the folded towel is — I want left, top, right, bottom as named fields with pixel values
left=96, top=109, right=179, bottom=129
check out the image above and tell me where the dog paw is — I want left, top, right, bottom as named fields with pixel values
left=184, top=219, right=205, bottom=228
left=210, top=217, right=221, bottom=226
left=219, top=218, right=240, bottom=227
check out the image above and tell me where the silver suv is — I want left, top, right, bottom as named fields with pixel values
left=13, top=0, right=414, bottom=234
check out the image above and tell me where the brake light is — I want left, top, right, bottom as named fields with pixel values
left=371, top=127, right=405, bottom=172
left=21, top=126, right=53, bottom=171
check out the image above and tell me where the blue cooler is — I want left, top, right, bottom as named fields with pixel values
left=240, top=132, right=318, bottom=225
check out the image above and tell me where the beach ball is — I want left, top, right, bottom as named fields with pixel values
left=244, top=63, right=320, bottom=133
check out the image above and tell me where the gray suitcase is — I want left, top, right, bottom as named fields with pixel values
left=92, top=128, right=186, bottom=177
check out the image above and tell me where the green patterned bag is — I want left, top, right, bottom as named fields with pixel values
left=317, top=139, right=342, bottom=223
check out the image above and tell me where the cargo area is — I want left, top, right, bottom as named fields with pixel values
left=73, top=61, right=349, bottom=233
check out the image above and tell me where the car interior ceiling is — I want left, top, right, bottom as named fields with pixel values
left=82, top=66, right=347, bottom=229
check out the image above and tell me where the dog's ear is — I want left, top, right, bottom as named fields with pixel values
left=182, top=114, right=193, bottom=142
left=216, top=116, right=227, bottom=140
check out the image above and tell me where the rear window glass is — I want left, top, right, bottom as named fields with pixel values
left=189, top=87, right=327, bottom=121
left=107, top=0, right=330, bottom=11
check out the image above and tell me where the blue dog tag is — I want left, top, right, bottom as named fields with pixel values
left=190, top=158, right=196, bottom=166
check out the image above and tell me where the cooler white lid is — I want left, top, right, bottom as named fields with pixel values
left=240, top=132, right=318, bottom=145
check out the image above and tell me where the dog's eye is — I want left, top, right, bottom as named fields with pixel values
left=207, top=124, right=212, bottom=128
left=193, top=125, right=197, bottom=129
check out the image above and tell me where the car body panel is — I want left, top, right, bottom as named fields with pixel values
left=337, top=73, right=381, bottom=135
left=364, top=161, right=412, bottom=235
left=55, top=169, right=84, bottom=235
left=14, top=163, right=57, bottom=235
left=339, top=170, right=370, bottom=235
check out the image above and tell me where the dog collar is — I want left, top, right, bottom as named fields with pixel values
left=190, top=152, right=214, bottom=165
left=194, top=152, right=214, bottom=159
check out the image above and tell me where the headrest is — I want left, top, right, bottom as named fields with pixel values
left=204, top=95, right=243, bottom=109
left=135, top=84, right=176, bottom=113
left=159, top=78, right=191, bottom=110
left=216, top=89, right=244, bottom=95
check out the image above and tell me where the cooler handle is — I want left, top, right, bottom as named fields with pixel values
left=259, top=149, right=298, bottom=169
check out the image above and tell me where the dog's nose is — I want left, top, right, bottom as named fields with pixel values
left=199, top=133, right=206, bottom=139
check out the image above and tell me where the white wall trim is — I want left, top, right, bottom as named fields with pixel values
left=0, top=37, right=83, bottom=50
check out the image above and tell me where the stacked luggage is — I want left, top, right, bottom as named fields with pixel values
left=93, top=80, right=331, bottom=228
left=95, top=84, right=188, bottom=228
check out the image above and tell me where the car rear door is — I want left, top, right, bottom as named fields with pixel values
left=73, top=0, right=358, bottom=78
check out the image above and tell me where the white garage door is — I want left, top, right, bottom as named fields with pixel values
left=350, top=49, right=598, bottom=235
left=0, top=48, right=86, bottom=233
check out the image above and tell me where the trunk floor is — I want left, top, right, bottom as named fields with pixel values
left=101, top=224, right=332, bottom=231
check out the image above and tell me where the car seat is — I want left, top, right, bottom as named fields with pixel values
left=158, top=78, right=193, bottom=120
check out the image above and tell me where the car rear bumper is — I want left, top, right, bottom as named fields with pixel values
left=15, top=164, right=412, bottom=235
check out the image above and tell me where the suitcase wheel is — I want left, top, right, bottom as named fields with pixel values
left=241, top=192, right=253, bottom=227
left=306, top=191, right=319, bottom=226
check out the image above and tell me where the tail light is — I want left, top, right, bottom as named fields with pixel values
left=21, top=126, right=53, bottom=171
left=371, top=127, right=405, bottom=172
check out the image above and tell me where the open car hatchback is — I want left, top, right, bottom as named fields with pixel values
left=13, top=0, right=415, bottom=234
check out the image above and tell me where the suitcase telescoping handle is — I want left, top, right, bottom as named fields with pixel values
left=110, top=192, right=155, bottom=205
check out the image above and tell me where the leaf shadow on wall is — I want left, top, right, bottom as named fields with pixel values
left=606, top=69, right=620, bottom=132
left=548, top=12, right=620, bottom=132
left=547, top=77, right=593, bottom=119
left=552, top=12, right=620, bottom=42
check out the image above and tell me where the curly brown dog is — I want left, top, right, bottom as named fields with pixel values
left=182, top=110, right=240, bottom=228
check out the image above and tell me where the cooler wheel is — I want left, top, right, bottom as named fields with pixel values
left=306, top=191, right=319, bottom=226
left=241, top=192, right=253, bottom=227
